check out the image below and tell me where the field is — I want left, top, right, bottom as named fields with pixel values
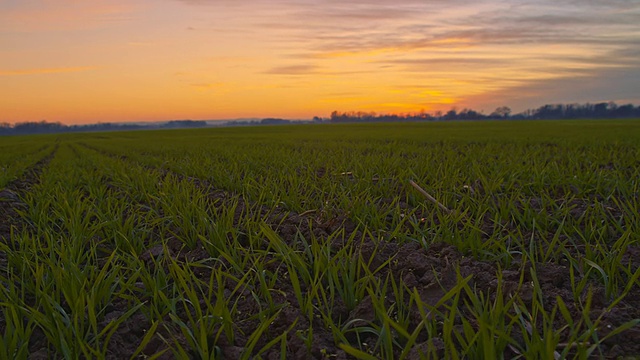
left=1, top=120, right=639, bottom=359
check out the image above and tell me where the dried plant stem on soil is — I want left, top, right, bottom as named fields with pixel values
left=409, top=180, right=452, bottom=214
left=298, top=209, right=317, bottom=217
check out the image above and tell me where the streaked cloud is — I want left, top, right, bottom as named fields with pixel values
left=264, top=64, right=321, bottom=75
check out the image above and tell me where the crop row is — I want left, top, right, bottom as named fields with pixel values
left=0, top=140, right=55, bottom=189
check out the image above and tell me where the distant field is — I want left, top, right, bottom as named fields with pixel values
left=1, top=119, right=639, bottom=359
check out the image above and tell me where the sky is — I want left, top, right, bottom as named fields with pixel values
left=1, top=0, right=639, bottom=124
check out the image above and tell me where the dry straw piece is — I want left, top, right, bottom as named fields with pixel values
left=409, top=180, right=452, bottom=215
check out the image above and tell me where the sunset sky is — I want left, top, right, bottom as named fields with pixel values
left=1, top=0, right=639, bottom=124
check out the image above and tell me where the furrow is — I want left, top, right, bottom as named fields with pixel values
left=0, top=145, right=59, bottom=241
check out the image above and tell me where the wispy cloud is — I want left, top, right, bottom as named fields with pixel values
left=264, top=64, right=321, bottom=75
left=0, top=66, right=97, bottom=76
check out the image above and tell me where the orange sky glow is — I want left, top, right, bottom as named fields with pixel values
left=1, top=0, right=639, bottom=124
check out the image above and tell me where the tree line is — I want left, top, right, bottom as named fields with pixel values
left=329, top=101, right=640, bottom=123
left=2, top=101, right=639, bottom=136
left=0, top=120, right=207, bottom=136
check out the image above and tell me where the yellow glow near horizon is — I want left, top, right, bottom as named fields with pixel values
left=0, top=0, right=638, bottom=124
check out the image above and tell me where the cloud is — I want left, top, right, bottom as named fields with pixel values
left=459, top=64, right=640, bottom=113
left=173, top=0, right=638, bottom=64
left=384, top=57, right=507, bottom=67
left=264, top=64, right=321, bottom=75
left=299, top=2, right=633, bottom=54
left=0, top=66, right=97, bottom=76
left=244, top=0, right=638, bottom=110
